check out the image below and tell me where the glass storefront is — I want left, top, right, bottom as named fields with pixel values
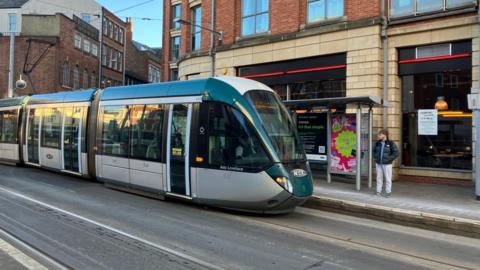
left=401, top=70, right=472, bottom=170
left=270, top=79, right=346, bottom=101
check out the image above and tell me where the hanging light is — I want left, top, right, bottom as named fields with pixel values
left=434, top=96, right=448, bottom=111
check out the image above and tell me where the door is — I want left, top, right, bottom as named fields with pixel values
left=26, top=108, right=41, bottom=164
left=63, top=107, right=82, bottom=173
left=167, top=104, right=192, bottom=196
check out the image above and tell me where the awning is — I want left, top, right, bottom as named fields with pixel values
left=283, top=96, right=386, bottom=109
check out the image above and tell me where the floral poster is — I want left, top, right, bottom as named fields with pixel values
left=330, top=115, right=357, bottom=174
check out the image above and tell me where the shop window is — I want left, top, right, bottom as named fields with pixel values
left=41, top=108, right=62, bottom=149
left=129, top=105, right=165, bottom=162
left=0, top=110, right=17, bottom=143
left=269, top=79, right=346, bottom=101
left=241, top=0, right=269, bottom=36
left=172, top=4, right=182, bottom=30
left=196, top=102, right=271, bottom=171
left=401, top=70, right=472, bottom=170
left=307, top=0, right=344, bottom=23
left=100, top=106, right=130, bottom=157
left=191, top=5, right=202, bottom=51
left=170, top=36, right=181, bottom=61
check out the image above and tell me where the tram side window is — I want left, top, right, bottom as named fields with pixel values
left=130, top=104, right=165, bottom=162
left=101, top=106, right=130, bottom=157
left=41, top=108, right=62, bottom=149
left=0, top=110, right=17, bottom=143
left=197, top=103, right=271, bottom=171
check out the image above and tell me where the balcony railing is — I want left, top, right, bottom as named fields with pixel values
left=390, top=0, right=477, bottom=18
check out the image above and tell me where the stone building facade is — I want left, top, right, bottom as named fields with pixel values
left=162, top=0, right=480, bottom=185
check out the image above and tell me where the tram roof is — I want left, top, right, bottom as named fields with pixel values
left=100, top=77, right=273, bottom=101
left=27, top=89, right=96, bottom=105
left=0, top=96, right=28, bottom=108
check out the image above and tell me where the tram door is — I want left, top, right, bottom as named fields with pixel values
left=26, top=108, right=41, bottom=164
left=167, top=104, right=192, bottom=196
left=63, top=107, right=82, bottom=173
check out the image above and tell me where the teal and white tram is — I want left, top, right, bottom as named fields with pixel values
left=0, top=77, right=313, bottom=213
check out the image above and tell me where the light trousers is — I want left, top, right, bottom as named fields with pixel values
left=376, top=164, right=392, bottom=194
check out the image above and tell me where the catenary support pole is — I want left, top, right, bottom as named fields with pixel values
left=356, top=104, right=362, bottom=191
left=98, top=12, right=104, bottom=88
left=7, top=32, right=15, bottom=98
left=368, top=106, right=373, bottom=189
left=327, top=112, right=332, bottom=183
left=210, top=0, right=216, bottom=77
left=476, top=7, right=480, bottom=200
left=381, top=0, right=388, bottom=129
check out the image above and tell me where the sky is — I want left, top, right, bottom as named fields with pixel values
left=96, top=0, right=163, bottom=48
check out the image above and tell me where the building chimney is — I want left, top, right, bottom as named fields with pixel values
left=126, top=17, right=133, bottom=42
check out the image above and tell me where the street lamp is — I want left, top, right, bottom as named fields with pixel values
left=173, top=17, right=223, bottom=77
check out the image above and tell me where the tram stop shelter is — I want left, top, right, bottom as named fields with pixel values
left=284, top=96, right=386, bottom=191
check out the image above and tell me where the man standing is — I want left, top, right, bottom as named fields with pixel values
left=373, top=130, right=399, bottom=197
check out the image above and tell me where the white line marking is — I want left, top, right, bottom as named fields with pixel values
left=0, top=186, right=224, bottom=270
left=0, top=231, right=49, bottom=270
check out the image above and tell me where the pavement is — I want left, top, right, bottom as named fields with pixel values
left=0, top=236, right=47, bottom=270
left=304, top=175, right=480, bottom=238
left=1, top=164, right=480, bottom=269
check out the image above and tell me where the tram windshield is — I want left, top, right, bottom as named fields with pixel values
left=245, top=90, right=306, bottom=163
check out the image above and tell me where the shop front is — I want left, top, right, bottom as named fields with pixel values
left=399, top=41, right=473, bottom=175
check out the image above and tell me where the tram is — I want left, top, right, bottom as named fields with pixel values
left=0, top=77, right=313, bottom=213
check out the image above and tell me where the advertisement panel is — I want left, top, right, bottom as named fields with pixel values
left=296, top=113, right=327, bottom=162
left=329, top=114, right=357, bottom=174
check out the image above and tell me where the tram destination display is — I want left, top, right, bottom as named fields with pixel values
left=296, top=113, right=327, bottom=162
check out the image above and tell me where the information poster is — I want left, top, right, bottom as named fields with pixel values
left=418, top=109, right=438, bottom=135
left=330, top=114, right=357, bottom=174
left=297, top=113, right=327, bottom=162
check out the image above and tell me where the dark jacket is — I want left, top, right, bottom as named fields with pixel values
left=373, top=140, right=399, bottom=165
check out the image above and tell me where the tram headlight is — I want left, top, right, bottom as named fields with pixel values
left=275, top=176, right=293, bottom=193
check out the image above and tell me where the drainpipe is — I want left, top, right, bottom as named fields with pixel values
left=381, top=0, right=389, bottom=129
left=475, top=4, right=480, bottom=200
left=209, top=0, right=216, bottom=77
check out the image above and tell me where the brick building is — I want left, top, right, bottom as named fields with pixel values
left=162, top=0, right=479, bottom=185
left=100, top=7, right=127, bottom=87
left=0, top=13, right=99, bottom=97
left=125, top=18, right=162, bottom=85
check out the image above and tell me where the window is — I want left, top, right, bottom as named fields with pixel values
left=114, top=24, right=118, bottom=41
left=83, top=69, right=89, bottom=89
left=149, top=65, right=161, bottom=83
left=170, top=36, right=181, bottom=61
left=100, top=106, right=130, bottom=157
left=119, top=28, right=124, bottom=44
left=8, top=13, right=17, bottom=33
left=241, top=0, right=269, bottom=36
left=41, top=108, right=62, bottom=149
left=103, top=17, right=108, bottom=35
left=390, top=0, right=473, bottom=17
left=245, top=91, right=306, bottom=162
left=91, top=71, right=97, bottom=88
left=196, top=102, right=271, bottom=171
left=307, top=0, right=344, bottom=23
left=130, top=105, right=165, bottom=161
left=0, top=110, right=17, bottom=143
left=74, top=33, right=82, bottom=49
left=108, top=47, right=113, bottom=68
left=172, top=4, right=182, bottom=29
left=191, top=5, right=202, bottom=51
left=102, top=45, right=107, bottom=66
left=111, top=49, right=117, bottom=70
left=83, top=39, right=91, bottom=53
left=170, top=68, right=179, bottom=81
left=108, top=21, right=113, bottom=38
left=416, top=43, right=451, bottom=59
left=62, top=61, right=70, bottom=87
left=401, top=70, right=472, bottom=170
left=92, top=44, right=98, bottom=57
left=118, top=52, right=123, bottom=72
left=81, top=13, right=91, bottom=24
left=73, top=65, right=80, bottom=89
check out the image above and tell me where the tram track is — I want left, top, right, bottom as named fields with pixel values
left=0, top=186, right=224, bottom=270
